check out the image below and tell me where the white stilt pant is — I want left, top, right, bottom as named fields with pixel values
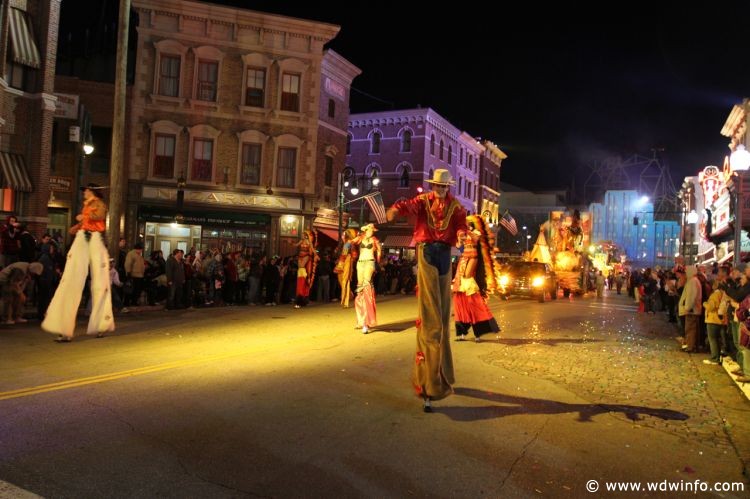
left=42, top=230, right=115, bottom=338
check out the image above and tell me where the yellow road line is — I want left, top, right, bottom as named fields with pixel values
left=0, top=350, right=250, bottom=401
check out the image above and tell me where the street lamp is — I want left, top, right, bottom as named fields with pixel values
left=338, top=166, right=356, bottom=240
left=522, top=225, right=529, bottom=252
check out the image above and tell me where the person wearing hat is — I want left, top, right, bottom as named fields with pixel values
left=42, top=183, right=115, bottom=341
left=351, top=223, right=381, bottom=333
left=0, top=261, right=42, bottom=324
left=386, top=168, right=468, bottom=412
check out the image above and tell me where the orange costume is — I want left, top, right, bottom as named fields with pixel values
left=42, top=185, right=114, bottom=340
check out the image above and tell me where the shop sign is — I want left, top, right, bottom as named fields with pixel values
left=324, top=77, right=345, bottom=100
left=138, top=206, right=270, bottom=228
left=54, top=93, right=79, bottom=119
left=142, top=186, right=301, bottom=210
left=711, top=193, right=731, bottom=235
left=49, top=176, right=72, bottom=192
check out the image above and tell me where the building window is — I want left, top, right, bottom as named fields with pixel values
left=399, top=168, right=410, bottom=188
left=439, top=140, right=444, bottom=160
left=468, top=155, right=473, bottom=171
left=196, top=60, right=218, bottom=101
left=401, top=130, right=412, bottom=152
left=191, top=139, right=213, bottom=181
left=448, top=145, right=452, bottom=165
left=328, top=99, right=335, bottom=118
left=5, top=61, right=25, bottom=90
left=460, top=147, right=464, bottom=165
left=324, top=156, right=333, bottom=187
left=245, top=68, right=265, bottom=107
left=371, top=132, right=381, bottom=154
left=346, top=134, right=352, bottom=155
left=430, top=135, right=435, bottom=156
left=240, top=143, right=262, bottom=185
left=0, top=189, right=15, bottom=212
left=281, top=73, right=300, bottom=112
left=276, top=147, right=297, bottom=188
left=153, top=135, right=176, bottom=178
left=158, top=55, right=180, bottom=97
left=459, top=177, right=463, bottom=197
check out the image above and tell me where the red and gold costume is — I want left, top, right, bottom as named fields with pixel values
left=453, top=215, right=501, bottom=340
left=334, top=228, right=357, bottom=308
left=295, top=230, right=319, bottom=307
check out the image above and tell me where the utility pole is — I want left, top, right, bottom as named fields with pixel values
left=108, top=0, right=130, bottom=254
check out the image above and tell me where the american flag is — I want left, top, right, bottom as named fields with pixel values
left=365, top=192, right=388, bottom=224
left=499, top=211, right=518, bottom=235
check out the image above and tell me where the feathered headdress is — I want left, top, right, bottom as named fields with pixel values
left=467, top=215, right=504, bottom=296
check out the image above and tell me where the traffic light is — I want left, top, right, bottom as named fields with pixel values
left=633, top=216, right=639, bottom=226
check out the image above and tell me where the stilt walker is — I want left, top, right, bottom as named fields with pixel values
left=42, top=183, right=115, bottom=342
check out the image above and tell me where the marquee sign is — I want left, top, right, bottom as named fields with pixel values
left=699, top=165, right=724, bottom=207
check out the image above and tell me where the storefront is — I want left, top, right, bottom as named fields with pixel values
left=134, top=185, right=307, bottom=258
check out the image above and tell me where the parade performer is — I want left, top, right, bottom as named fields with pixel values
left=453, top=215, right=502, bottom=342
left=334, top=228, right=357, bottom=308
left=294, top=229, right=319, bottom=308
left=386, top=169, right=468, bottom=412
left=42, top=184, right=115, bottom=342
left=352, top=223, right=381, bottom=333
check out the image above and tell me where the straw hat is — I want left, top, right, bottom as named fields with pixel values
left=426, top=169, right=455, bottom=186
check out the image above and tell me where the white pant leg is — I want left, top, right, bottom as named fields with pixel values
left=41, top=231, right=89, bottom=337
left=86, top=232, right=114, bottom=335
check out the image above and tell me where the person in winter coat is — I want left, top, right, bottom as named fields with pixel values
left=678, top=266, right=703, bottom=353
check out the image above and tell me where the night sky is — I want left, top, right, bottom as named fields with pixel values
left=60, top=1, right=750, bottom=198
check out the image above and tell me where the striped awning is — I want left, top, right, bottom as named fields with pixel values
left=0, top=152, right=33, bottom=192
left=383, top=235, right=415, bottom=248
left=8, top=8, right=41, bottom=68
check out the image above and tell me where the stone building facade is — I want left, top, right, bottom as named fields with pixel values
left=127, top=0, right=357, bottom=257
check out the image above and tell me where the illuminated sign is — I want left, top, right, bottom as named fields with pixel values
left=699, top=165, right=724, bottom=207
left=142, top=186, right=302, bottom=210
left=711, top=193, right=731, bottom=235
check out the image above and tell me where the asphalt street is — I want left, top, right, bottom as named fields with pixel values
left=0, top=290, right=748, bottom=498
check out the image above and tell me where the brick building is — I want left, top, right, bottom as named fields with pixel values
left=0, top=0, right=60, bottom=235
left=347, top=108, right=505, bottom=253
left=122, top=0, right=358, bottom=258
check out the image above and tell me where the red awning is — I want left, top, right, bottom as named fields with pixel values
left=383, top=235, right=415, bottom=247
left=316, top=227, right=340, bottom=242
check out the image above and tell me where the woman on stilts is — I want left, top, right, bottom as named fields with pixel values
left=42, top=183, right=115, bottom=342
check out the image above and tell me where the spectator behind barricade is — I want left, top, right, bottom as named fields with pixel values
left=109, top=257, right=124, bottom=312
left=17, top=225, right=36, bottom=263
left=678, top=266, right=703, bottom=353
left=124, top=242, right=146, bottom=307
left=0, top=261, right=42, bottom=324
left=37, top=242, right=59, bottom=319
left=0, top=215, right=20, bottom=267
left=165, top=249, right=185, bottom=310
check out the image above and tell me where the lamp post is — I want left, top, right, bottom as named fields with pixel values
left=522, top=225, right=529, bottom=252
left=337, top=166, right=356, bottom=240
left=730, top=144, right=750, bottom=267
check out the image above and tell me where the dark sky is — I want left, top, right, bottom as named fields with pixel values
left=61, top=1, right=750, bottom=197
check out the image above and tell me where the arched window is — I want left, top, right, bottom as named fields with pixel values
left=346, top=134, right=352, bottom=155
left=439, top=139, right=444, bottom=160
left=401, top=130, right=412, bottom=152
left=447, top=145, right=452, bottom=165
left=430, top=134, right=435, bottom=156
left=371, top=131, right=381, bottom=154
left=397, top=163, right=412, bottom=188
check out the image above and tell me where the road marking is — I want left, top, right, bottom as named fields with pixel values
left=0, top=350, right=252, bottom=402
